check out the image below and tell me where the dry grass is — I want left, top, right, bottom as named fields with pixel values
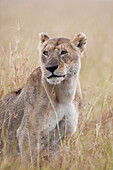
left=0, top=0, right=113, bottom=169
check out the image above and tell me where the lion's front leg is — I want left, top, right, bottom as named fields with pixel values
left=66, top=103, right=79, bottom=138
left=49, top=108, right=79, bottom=148
left=17, top=127, right=39, bottom=166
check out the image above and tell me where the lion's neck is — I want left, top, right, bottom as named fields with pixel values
left=43, top=75, right=78, bottom=104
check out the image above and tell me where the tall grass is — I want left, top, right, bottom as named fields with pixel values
left=0, top=0, right=113, bottom=169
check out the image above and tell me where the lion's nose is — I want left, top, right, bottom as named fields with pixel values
left=46, top=65, right=58, bottom=73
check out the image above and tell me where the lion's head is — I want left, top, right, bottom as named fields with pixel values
left=39, top=33, right=87, bottom=85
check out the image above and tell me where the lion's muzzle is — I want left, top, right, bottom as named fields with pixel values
left=46, top=65, right=58, bottom=73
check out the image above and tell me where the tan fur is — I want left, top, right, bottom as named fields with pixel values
left=0, top=33, right=87, bottom=163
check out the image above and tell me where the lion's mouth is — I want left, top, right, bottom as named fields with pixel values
left=47, top=74, right=65, bottom=79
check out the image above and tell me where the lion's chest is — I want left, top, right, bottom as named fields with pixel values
left=37, top=77, right=78, bottom=134
left=43, top=102, right=76, bottom=131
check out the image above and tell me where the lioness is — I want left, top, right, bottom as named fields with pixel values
left=0, top=33, right=87, bottom=163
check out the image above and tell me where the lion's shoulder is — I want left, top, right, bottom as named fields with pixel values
left=26, top=66, right=42, bottom=87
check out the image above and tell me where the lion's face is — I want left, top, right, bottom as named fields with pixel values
left=39, top=33, right=87, bottom=85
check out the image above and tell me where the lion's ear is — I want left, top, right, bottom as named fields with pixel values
left=71, top=33, right=87, bottom=52
left=39, top=32, right=50, bottom=43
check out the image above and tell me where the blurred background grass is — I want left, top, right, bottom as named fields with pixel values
left=0, top=0, right=113, bottom=169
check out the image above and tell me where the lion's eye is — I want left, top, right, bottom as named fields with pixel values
left=43, top=50, right=49, bottom=56
left=60, top=50, right=68, bottom=56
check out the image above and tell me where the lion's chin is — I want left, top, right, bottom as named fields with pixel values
left=46, top=77, right=64, bottom=85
